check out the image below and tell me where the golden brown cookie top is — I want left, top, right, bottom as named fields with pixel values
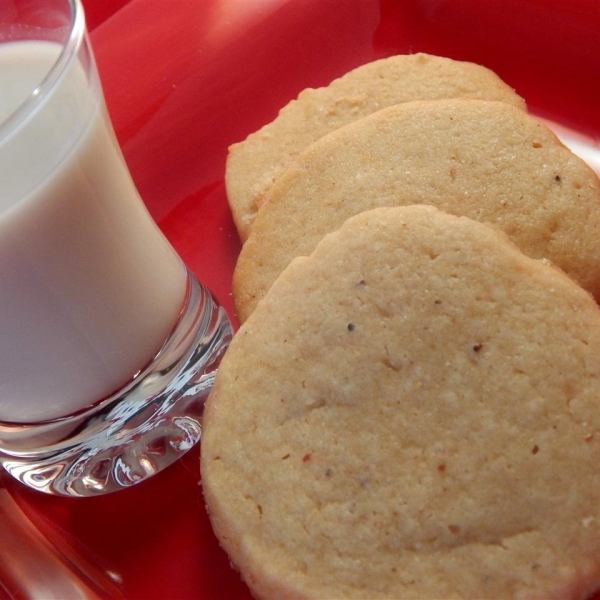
left=233, top=98, right=600, bottom=323
left=225, top=53, right=526, bottom=241
left=203, top=205, right=600, bottom=600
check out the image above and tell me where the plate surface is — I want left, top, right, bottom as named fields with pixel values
left=2, top=0, right=600, bottom=598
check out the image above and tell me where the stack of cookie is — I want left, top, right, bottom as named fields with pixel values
left=202, top=54, right=600, bottom=599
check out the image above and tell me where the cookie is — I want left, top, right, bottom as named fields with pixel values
left=226, top=53, right=526, bottom=241
left=202, top=205, right=600, bottom=600
left=233, top=98, right=600, bottom=323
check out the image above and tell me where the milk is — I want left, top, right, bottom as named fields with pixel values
left=0, top=41, right=188, bottom=423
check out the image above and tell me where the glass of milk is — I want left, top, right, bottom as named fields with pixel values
left=0, top=0, right=233, bottom=496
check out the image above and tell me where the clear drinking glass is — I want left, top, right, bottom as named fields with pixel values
left=0, top=0, right=232, bottom=496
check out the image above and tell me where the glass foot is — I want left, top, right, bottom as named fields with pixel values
left=0, top=273, right=233, bottom=497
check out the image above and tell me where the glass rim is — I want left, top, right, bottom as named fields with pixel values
left=0, top=0, right=86, bottom=141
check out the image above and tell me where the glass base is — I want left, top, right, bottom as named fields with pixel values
left=0, top=273, right=233, bottom=497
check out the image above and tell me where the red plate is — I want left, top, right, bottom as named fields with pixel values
left=1, top=1, right=599, bottom=598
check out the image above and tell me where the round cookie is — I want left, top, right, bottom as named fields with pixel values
left=202, top=205, right=600, bottom=600
left=233, top=98, right=600, bottom=323
left=226, top=53, right=526, bottom=241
